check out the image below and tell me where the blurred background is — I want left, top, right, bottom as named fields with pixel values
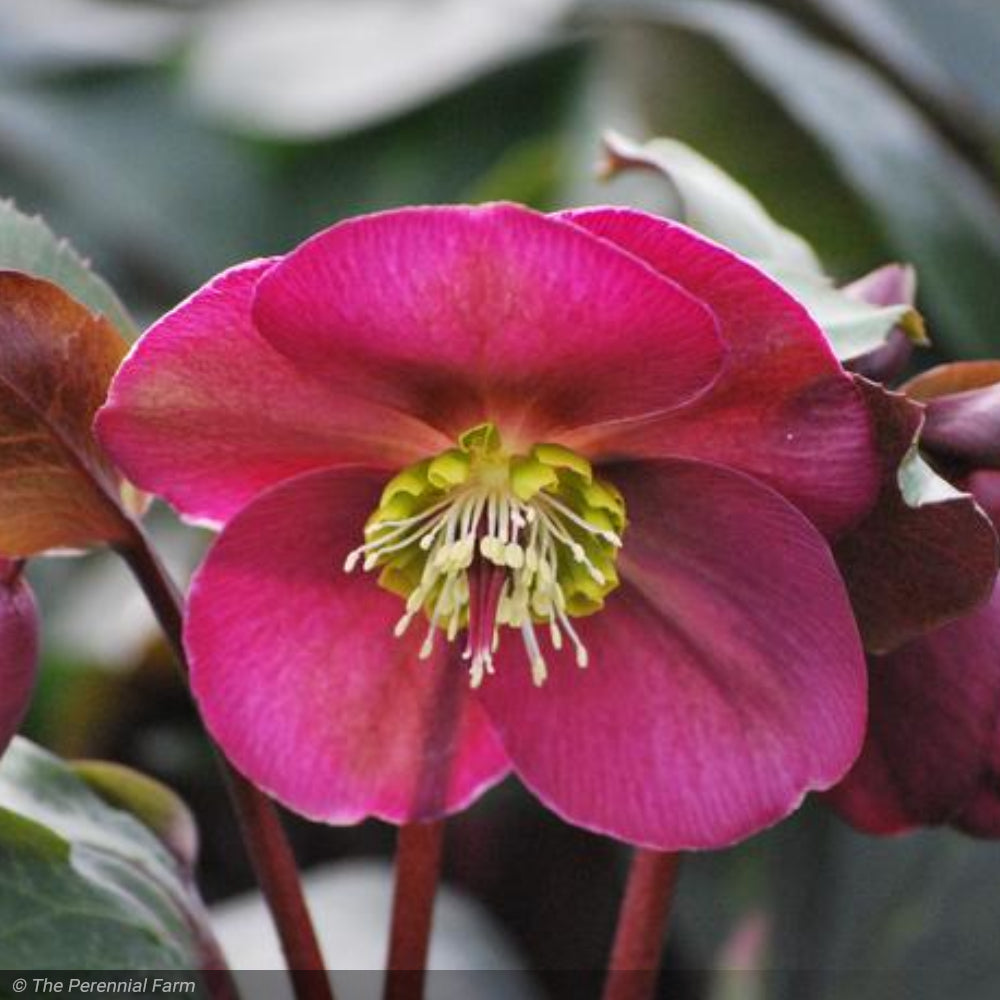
left=3, top=0, right=1000, bottom=996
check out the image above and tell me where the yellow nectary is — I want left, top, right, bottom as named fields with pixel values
left=344, top=423, right=625, bottom=687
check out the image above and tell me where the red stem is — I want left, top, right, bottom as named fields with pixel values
left=225, top=772, right=333, bottom=995
left=383, top=820, right=445, bottom=1000
left=602, top=850, right=682, bottom=1000
left=115, top=525, right=334, bottom=1000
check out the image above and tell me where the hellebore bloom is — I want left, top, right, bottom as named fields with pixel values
left=831, top=363, right=1000, bottom=834
left=0, top=559, right=39, bottom=756
left=828, top=263, right=998, bottom=652
left=97, top=204, right=879, bottom=849
left=834, top=378, right=998, bottom=654
left=905, top=362, right=1000, bottom=509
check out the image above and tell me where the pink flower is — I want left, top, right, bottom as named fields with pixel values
left=97, top=204, right=879, bottom=849
left=829, top=575, right=1000, bottom=835
left=0, top=559, right=39, bottom=755
left=831, top=363, right=1000, bottom=834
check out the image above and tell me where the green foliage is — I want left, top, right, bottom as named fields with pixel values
left=0, top=739, right=221, bottom=973
left=767, top=806, right=1000, bottom=1000
left=184, top=0, right=573, bottom=139
left=2, top=0, right=1000, bottom=981
left=0, top=199, right=137, bottom=340
left=679, top=803, right=1000, bottom=1000
left=602, top=132, right=923, bottom=361
left=591, top=0, right=1000, bottom=358
left=809, top=0, right=1000, bottom=128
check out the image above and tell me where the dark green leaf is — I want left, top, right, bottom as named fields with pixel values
left=184, top=0, right=573, bottom=139
left=807, top=0, right=1000, bottom=130
left=597, top=0, right=1000, bottom=358
left=268, top=45, right=586, bottom=242
left=0, top=0, right=187, bottom=76
left=0, top=79, right=272, bottom=295
left=0, top=738, right=225, bottom=973
left=766, top=804, right=1000, bottom=1000
left=72, top=761, right=199, bottom=874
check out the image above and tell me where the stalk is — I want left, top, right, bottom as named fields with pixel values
left=116, top=525, right=334, bottom=1000
left=383, top=820, right=446, bottom=1000
left=602, top=850, right=682, bottom=1000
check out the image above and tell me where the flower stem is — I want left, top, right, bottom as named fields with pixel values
left=602, top=850, right=682, bottom=1000
left=224, top=772, right=332, bottom=998
left=115, top=524, right=333, bottom=1000
left=383, top=820, right=445, bottom=1000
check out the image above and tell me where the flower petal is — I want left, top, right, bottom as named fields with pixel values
left=970, top=470, right=1000, bottom=525
left=479, top=459, right=866, bottom=850
left=834, top=378, right=998, bottom=653
left=844, top=328, right=913, bottom=385
left=954, top=706, right=1000, bottom=836
left=97, top=260, right=450, bottom=525
left=841, top=263, right=922, bottom=384
left=251, top=203, right=724, bottom=439
left=0, top=560, right=38, bottom=755
left=843, top=263, right=916, bottom=310
left=558, top=207, right=879, bottom=538
left=185, top=466, right=509, bottom=823
left=905, top=362, right=1000, bottom=468
left=828, top=585, right=1000, bottom=835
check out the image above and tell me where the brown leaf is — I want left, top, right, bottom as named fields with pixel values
left=0, top=271, right=132, bottom=554
left=904, top=361, right=1000, bottom=400
left=835, top=376, right=999, bottom=653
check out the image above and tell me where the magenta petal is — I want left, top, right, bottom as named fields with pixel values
left=829, top=585, right=1000, bottom=835
left=920, top=383, right=1000, bottom=468
left=954, top=695, right=1000, bottom=836
left=844, top=328, right=913, bottom=385
left=0, top=560, right=39, bottom=754
left=559, top=207, right=879, bottom=538
left=842, top=264, right=918, bottom=383
left=97, top=260, right=450, bottom=525
left=479, top=459, right=866, bottom=850
left=835, top=378, right=998, bottom=653
left=844, top=326, right=913, bottom=383
left=970, top=470, right=1000, bottom=525
left=843, top=263, right=916, bottom=309
left=252, top=204, right=724, bottom=438
left=185, top=467, right=510, bottom=823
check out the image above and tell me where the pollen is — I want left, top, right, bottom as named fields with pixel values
left=343, top=423, right=625, bottom=687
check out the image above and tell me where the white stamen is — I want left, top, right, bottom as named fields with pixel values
left=549, top=621, right=563, bottom=651
left=536, top=493, right=623, bottom=547
left=521, top=621, right=549, bottom=687
left=345, top=500, right=455, bottom=570
left=354, top=448, right=617, bottom=688
left=363, top=496, right=454, bottom=534
left=556, top=607, right=589, bottom=668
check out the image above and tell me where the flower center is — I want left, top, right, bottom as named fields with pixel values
left=344, top=423, right=626, bottom=688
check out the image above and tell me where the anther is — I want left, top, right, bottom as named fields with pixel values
left=351, top=425, right=623, bottom=688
